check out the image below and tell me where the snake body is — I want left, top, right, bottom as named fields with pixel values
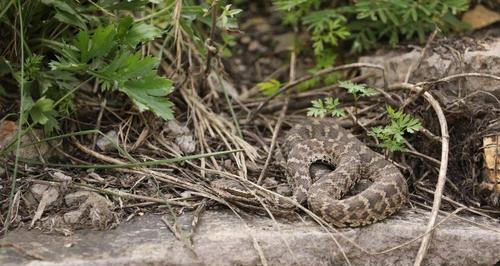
left=284, top=119, right=408, bottom=227
left=212, top=119, right=408, bottom=227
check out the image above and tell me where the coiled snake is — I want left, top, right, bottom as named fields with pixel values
left=212, top=119, right=408, bottom=227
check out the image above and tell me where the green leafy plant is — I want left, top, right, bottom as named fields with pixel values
left=1, top=1, right=177, bottom=133
left=338, top=81, right=378, bottom=101
left=368, top=105, right=422, bottom=152
left=338, top=80, right=378, bottom=115
left=271, top=0, right=470, bottom=62
left=307, top=97, right=345, bottom=118
left=50, top=16, right=174, bottom=121
left=217, top=4, right=242, bottom=30
left=302, top=9, right=350, bottom=56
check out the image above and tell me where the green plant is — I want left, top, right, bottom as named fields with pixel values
left=50, top=16, right=173, bottom=121
left=257, top=79, right=282, bottom=96
left=217, top=4, right=242, bottom=30
left=1, top=1, right=178, bottom=133
left=338, top=80, right=378, bottom=101
left=306, top=81, right=378, bottom=118
left=338, top=80, right=378, bottom=113
left=1, top=0, right=246, bottom=133
left=306, top=83, right=420, bottom=152
left=368, top=105, right=422, bottom=152
left=302, top=9, right=350, bottom=56
left=307, top=97, right=345, bottom=118
left=271, top=0, right=469, bottom=62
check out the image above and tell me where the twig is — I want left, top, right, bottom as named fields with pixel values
left=417, top=72, right=500, bottom=86
left=27, top=179, right=194, bottom=207
left=204, top=0, right=219, bottom=78
left=405, top=150, right=441, bottom=166
left=91, top=97, right=106, bottom=150
left=411, top=201, right=500, bottom=233
left=257, top=49, right=297, bottom=185
left=250, top=63, right=387, bottom=119
left=0, top=243, right=45, bottom=260
left=5, top=0, right=25, bottom=237
left=395, top=84, right=449, bottom=266
left=189, top=191, right=271, bottom=266
left=172, top=0, right=183, bottom=71
left=416, top=185, right=499, bottom=220
left=216, top=72, right=243, bottom=138
left=401, top=72, right=500, bottom=109
left=257, top=99, right=288, bottom=186
left=404, top=28, right=438, bottom=83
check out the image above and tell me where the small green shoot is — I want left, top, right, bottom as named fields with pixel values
left=257, top=79, right=282, bottom=96
left=338, top=81, right=378, bottom=101
left=368, top=105, right=422, bottom=152
left=338, top=80, right=378, bottom=115
left=307, top=97, right=345, bottom=118
left=218, top=4, right=242, bottom=30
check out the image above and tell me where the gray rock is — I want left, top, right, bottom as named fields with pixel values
left=359, top=36, right=500, bottom=100
left=1, top=209, right=499, bottom=266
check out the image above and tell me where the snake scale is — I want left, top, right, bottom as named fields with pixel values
left=212, top=119, right=408, bottom=227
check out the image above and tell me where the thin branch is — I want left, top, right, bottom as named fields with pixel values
left=395, top=83, right=449, bottom=266
left=401, top=72, right=500, bottom=109
left=250, top=63, right=388, bottom=119
left=27, top=179, right=193, bottom=207
left=4, top=0, right=25, bottom=237
left=0, top=243, right=45, bottom=260
left=404, top=28, right=438, bottom=83
left=204, top=0, right=219, bottom=78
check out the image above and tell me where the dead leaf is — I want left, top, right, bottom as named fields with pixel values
left=30, top=184, right=60, bottom=227
left=0, top=120, right=17, bottom=148
left=0, top=120, right=52, bottom=159
left=462, top=4, right=500, bottom=30
left=483, top=135, right=500, bottom=187
left=207, top=71, right=239, bottom=99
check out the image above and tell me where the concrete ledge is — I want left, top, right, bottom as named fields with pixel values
left=1, top=209, right=499, bottom=266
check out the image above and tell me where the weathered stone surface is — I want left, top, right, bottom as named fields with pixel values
left=359, top=34, right=500, bottom=100
left=1, top=209, right=499, bottom=266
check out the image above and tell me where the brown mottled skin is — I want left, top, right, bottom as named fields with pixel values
left=283, top=119, right=408, bottom=227
left=212, top=119, right=408, bottom=227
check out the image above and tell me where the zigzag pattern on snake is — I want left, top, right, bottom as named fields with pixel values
left=212, top=118, right=408, bottom=227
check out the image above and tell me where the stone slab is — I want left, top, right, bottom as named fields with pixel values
left=1, top=209, right=499, bottom=266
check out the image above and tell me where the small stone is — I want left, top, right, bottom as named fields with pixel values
left=240, top=36, right=251, bottom=44
left=176, top=135, right=196, bottom=154
left=164, top=120, right=196, bottom=154
left=96, top=130, right=119, bottom=151
left=248, top=40, right=262, bottom=52
left=52, top=172, right=72, bottom=182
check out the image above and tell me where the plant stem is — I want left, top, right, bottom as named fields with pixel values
left=19, top=149, right=243, bottom=169
left=4, top=0, right=25, bottom=237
